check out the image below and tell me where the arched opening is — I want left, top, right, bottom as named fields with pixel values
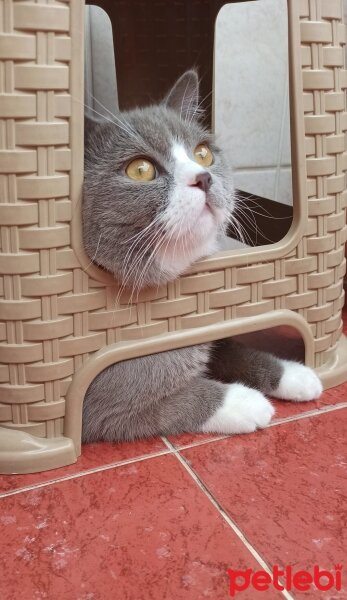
left=65, top=309, right=315, bottom=455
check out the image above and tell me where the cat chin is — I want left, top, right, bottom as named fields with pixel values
left=155, top=229, right=220, bottom=282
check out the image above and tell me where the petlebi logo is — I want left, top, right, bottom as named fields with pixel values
left=227, top=564, right=343, bottom=596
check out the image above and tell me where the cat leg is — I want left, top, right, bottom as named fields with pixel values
left=206, top=338, right=322, bottom=402
left=83, top=353, right=274, bottom=442
left=157, top=377, right=275, bottom=436
left=82, top=344, right=212, bottom=442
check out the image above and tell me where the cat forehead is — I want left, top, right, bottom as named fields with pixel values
left=123, top=106, right=204, bottom=154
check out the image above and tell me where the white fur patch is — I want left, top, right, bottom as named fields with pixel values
left=200, top=383, right=275, bottom=434
left=272, top=360, right=323, bottom=402
left=172, top=144, right=191, bottom=163
left=162, top=143, right=212, bottom=234
left=172, top=143, right=205, bottom=185
left=155, top=142, right=220, bottom=277
left=156, top=234, right=219, bottom=280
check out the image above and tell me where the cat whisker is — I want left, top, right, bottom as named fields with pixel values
left=86, top=93, right=118, bottom=121
left=118, top=223, right=167, bottom=307
left=120, top=215, right=165, bottom=283
left=121, top=213, right=163, bottom=247
left=82, top=233, right=103, bottom=272
left=171, top=216, right=186, bottom=265
left=158, top=217, right=183, bottom=276
left=232, top=205, right=281, bottom=246
left=87, top=93, right=141, bottom=142
left=188, top=89, right=213, bottom=125
left=84, top=102, right=128, bottom=134
left=241, top=206, right=292, bottom=221
left=226, top=214, right=247, bottom=245
left=227, top=211, right=256, bottom=246
left=231, top=195, right=262, bottom=245
left=233, top=192, right=292, bottom=221
left=180, top=222, right=189, bottom=266
left=132, top=220, right=171, bottom=289
left=184, top=82, right=201, bottom=124
left=153, top=220, right=182, bottom=297
left=132, top=215, right=187, bottom=302
left=123, top=221, right=165, bottom=284
left=128, top=226, right=169, bottom=305
left=180, top=79, right=192, bottom=122
left=233, top=206, right=259, bottom=245
left=80, top=95, right=141, bottom=141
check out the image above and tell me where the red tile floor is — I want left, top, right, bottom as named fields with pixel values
left=1, top=309, right=347, bottom=600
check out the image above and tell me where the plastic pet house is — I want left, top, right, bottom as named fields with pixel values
left=0, top=0, right=346, bottom=473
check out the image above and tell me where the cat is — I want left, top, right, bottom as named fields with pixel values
left=82, top=70, right=322, bottom=443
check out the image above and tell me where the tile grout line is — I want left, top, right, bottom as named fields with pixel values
left=1, top=402, right=346, bottom=499
left=161, top=437, right=295, bottom=600
left=175, top=435, right=229, bottom=450
left=0, top=438, right=232, bottom=498
left=0, top=448, right=172, bottom=499
left=268, top=402, right=347, bottom=427
left=175, top=402, right=347, bottom=451
left=0, top=439, right=226, bottom=498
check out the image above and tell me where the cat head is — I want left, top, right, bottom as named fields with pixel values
left=83, top=70, right=234, bottom=290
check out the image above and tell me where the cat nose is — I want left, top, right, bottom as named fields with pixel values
left=194, top=172, right=212, bottom=193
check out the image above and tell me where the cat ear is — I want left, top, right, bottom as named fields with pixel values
left=163, top=70, right=199, bottom=120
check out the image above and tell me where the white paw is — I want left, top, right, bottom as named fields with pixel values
left=201, top=383, right=275, bottom=435
left=272, top=360, right=323, bottom=402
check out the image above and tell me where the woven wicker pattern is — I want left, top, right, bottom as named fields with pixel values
left=0, top=0, right=346, bottom=449
left=300, top=0, right=347, bottom=364
left=0, top=0, right=75, bottom=438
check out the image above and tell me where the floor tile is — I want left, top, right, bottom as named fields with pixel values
left=170, top=322, right=347, bottom=446
left=319, top=383, right=347, bottom=408
left=0, top=437, right=166, bottom=495
left=182, top=410, right=347, bottom=598
left=270, top=383, right=347, bottom=422
left=269, top=397, right=318, bottom=420
left=0, top=454, right=283, bottom=600
left=166, top=385, right=347, bottom=450
left=167, top=432, right=225, bottom=449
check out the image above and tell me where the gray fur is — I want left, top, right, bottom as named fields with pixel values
left=83, top=344, right=227, bottom=442
left=82, top=71, right=284, bottom=443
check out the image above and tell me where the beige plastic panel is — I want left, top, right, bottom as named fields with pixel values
left=0, top=0, right=346, bottom=473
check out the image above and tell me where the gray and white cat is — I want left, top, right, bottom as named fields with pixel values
left=82, top=70, right=322, bottom=443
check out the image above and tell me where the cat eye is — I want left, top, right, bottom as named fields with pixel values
left=194, top=144, right=214, bottom=167
left=126, top=158, right=156, bottom=182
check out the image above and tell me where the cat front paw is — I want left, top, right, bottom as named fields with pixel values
left=201, top=383, right=275, bottom=435
left=272, top=360, right=323, bottom=402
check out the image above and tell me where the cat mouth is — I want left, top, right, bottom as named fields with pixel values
left=185, top=203, right=219, bottom=244
left=201, top=196, right=225, bottom=225
left=199, top=202, right=216, bottom=224
left=203, top=199, right=216, bottom=216
left=160, top=189, right=225, bottom=246
left=162, top=206, right=215, bottom=248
